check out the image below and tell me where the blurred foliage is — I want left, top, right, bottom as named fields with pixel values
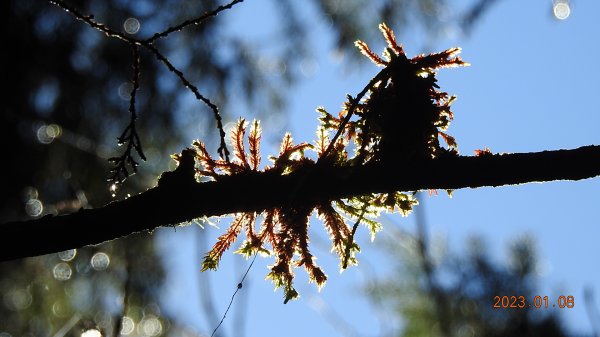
left=0, top=0, right=502, bottom=336
left=313, top=0, right=501, bottom=57
left=0, top=239, right=166, bottom=336
left=366, top=232, right=571, bottom=336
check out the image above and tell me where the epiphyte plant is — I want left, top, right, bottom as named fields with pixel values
left=178, top=23, right=468, bottom=303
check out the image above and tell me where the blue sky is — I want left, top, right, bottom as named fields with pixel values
left=158, top=1, right=600, bottom=336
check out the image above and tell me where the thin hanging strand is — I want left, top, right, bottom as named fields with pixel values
left=210, top=252, right=258, bottom=337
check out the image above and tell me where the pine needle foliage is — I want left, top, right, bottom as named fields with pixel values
left=178, top=23, right=468, bottom=302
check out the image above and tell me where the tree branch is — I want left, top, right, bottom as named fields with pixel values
left=2, top=145, right=599, bottom=262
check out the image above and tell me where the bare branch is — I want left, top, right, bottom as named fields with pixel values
left=48, top=0, right=133, bottom=43
left=2, top=145, right=600, bottom=262
left=109, top=44, right=146, bottom=185
left=146, top=0, right=245, bottom=43
left=144, top=43, right=230, bottom=161
left=318, top=69, right=389, bottom=162
left=48, top=0, right=233, bottom=177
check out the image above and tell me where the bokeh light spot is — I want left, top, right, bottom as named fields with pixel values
left=110, top=184, right=118, bottom=198
left=81, top=329, right=102, bottom=337
left=4, top=288, right=32, bottom=311
left=91, top=252, right=110, bottom=270
left=52, top=300, right=70, bottom=317
left=36, top=123, right=62, bottom=144
left=118, top=82, right=134, bottom=100
left=47, top=124, right=62, bottom=138
left=53, top=262, right=72, bottom=281
left=58, top=249, right=77, bottom=261
left=553, top=0, right=570, bottom=20
left=124, top=18, right=140, bottom=34
left=300, top=57, right=318, bottom=77
left=120, top=316, right=135, bottom=335
left=25, top=199, right=43, bottom=217
left=139, top=316, right=162, bottom=337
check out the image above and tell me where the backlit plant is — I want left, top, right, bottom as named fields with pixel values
left=177, top=23, right=468, bottom=302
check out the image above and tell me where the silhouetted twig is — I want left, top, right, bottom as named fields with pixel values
left=144, top=43, right=230, bottom=161
left=48, top=0, right=238, bottom=186
left=146, top=0, right=244, bottom=43
left=108, top=44, right=145, bottom=185
left=342, top=203, right=368, bottom=269
left=48, top=0, right=131, bottom=42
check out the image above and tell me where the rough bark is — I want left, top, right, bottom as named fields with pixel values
left=1, top=145, right=599, bottom=261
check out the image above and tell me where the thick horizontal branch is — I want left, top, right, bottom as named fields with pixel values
left=1, top=145, right=599, bottom=261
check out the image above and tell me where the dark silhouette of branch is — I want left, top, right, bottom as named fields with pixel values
left=108, top=44, right=145, bottom=184
left=1, top=145, right=600, bottom=262
left=146, top=0, right=244, bottom=43
left=48, top=0, right=132, bottom=42
left=48, top=0, right=237, bottom=174
left=143, top=42, right=229, bottom=161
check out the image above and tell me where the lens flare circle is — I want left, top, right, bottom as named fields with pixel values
left=124, top=18, right=140, bottom=34
left=120, top=316, right=135, bottom=335
left=91, top=252, right=110, bottom=270
left=53, top=263, right=73, bottom=281
left=58, top=249, right=77, bottom=261
left=25, top=199, right=43, bottom=217
left=553, top=1, right=571, bottom=20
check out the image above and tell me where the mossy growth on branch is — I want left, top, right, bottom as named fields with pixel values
left=173, top=23, right=468, bottom=303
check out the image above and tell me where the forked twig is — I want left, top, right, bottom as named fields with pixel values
left=108, top=44, right=145, bottom=184
left=342, top=202, right=368, bottom=269
left=48, top=0, right=241, bottom=185
left=318, top=68, right=389, bottom=162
